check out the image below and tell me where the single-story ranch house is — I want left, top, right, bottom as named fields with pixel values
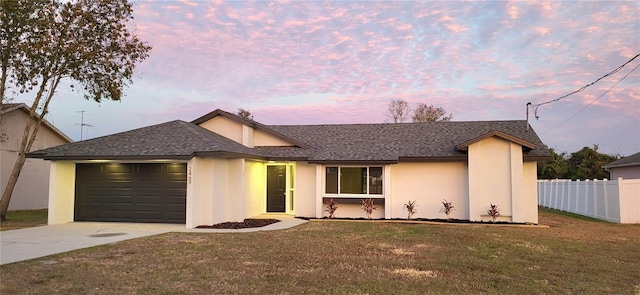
left=28, top=109, right=551, bottom=228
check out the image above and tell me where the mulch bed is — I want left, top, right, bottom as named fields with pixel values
left=196, top=219, right=280, bottom=229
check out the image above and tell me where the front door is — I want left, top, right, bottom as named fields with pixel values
left=266, top=165, right=286, bottom=212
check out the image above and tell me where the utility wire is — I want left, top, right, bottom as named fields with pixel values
left=540, top=61, right=640, bottom=135
left=532, top=53, right=640, bottom=119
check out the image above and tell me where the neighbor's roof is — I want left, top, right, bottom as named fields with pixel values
left=1, top=103, right=73, bottom=143
left=603, top=152, right=640, bottom=169
left=28, top=109, right=551, bottom=162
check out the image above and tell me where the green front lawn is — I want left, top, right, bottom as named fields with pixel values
left=0, top=209, right=47, bottom=231
left=1, top=208, right=639, bottom=294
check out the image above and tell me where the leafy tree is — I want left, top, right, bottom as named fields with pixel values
left=385, top=99, right=410, bottom=123
left=411, top=103, right=453, bottom=122
left=0, top=0, right=151, bottom=221
left=566, top=145, right=618, bottom=180
left=237, top=108, right=253, bottom=120
left=538, top=148, right=569, bottom=179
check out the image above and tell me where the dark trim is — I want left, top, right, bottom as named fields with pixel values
left=33, top=155, right=194, bottom=161
left=308, top=160, right=399, bottom=165
left=265, top=156, right=309, bottom=162
left=323, top=197, right=385, bottom=205
left=193, top=151, right=265, bottom=160
left=398, top=156, right=467, bottom=162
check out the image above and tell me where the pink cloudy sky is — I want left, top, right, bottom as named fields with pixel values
left=38, top=0, right=639, bottom=156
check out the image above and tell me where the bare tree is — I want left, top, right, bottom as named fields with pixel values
left=411, top=103, right=453, bottom=122
left=237, top=108, right=253, bottom=120
left=0, top=0, right=151, bottom=220
left=385, top=99, right=410, bottom=123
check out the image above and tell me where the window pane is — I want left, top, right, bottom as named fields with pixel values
left=340, top=167, right=367, bottom=194
left=369, top=167, right=383, bottom=194
left=325, top=167, right=338, bottom=194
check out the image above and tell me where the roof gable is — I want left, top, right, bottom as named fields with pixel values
left=455, top=130, right=536, bottom=151
left=192, top=109, right=311, bottom=148
left=1, top=103, right=73, bottom=143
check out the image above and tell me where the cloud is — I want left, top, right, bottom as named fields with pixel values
left=39, top=0, right=633, bottom=155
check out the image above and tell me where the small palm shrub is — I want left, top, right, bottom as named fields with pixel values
left=439, top=199, right=455, bottom=221
left=361, top=198, right=376, bottom=220
left=403, top=200, right=417, bottom=220
left=325, top=198, right=338, bottom=219
left=487, top=203, right=500, bottom=223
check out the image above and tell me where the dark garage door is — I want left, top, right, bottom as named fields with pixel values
left=75, top=163, right=187, bottom=224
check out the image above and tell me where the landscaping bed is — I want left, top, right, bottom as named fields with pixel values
left=195, top=218, right=280, bottom=229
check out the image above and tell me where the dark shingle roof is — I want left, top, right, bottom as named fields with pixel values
left=28, top=110, right=551, bottom=162
left=267, top=120, right=549, bottom=162
left=603, top=152, right=640, bottom=169
left=28, top=120, right=261, bottom=160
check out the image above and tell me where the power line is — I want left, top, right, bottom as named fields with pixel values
left=540, top=61, right=640, bottom=135
left=532, top=53, right=640, bottom=119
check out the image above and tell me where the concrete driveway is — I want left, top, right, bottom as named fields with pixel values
left=0, top=222, right=182, bottom=265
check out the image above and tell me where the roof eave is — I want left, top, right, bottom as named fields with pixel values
left=398, top=156, right=467, bottom=162
left=307, top=160, right=399, bottom=165
left=603, top=162, right=640, bottom=169
left=30, top=154, right=194, bottom=161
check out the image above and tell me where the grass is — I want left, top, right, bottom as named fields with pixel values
left=1, top=207, right=639, bottom=294
left=0, top=209, right=47, bottom=231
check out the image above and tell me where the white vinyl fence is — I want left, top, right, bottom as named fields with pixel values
left=538, top=178, right=640, bottom=224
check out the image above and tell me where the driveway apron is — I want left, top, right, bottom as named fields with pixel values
left=0, top=222, right=182, bottom=265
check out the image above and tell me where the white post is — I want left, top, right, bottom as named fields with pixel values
left=593, top=179, right=598, bottom=219
left=603, top=179, right=609, bottom=222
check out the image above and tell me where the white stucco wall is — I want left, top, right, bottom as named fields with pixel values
left=390, top=162, right=468, bottom=220
left=186, top=157, right=216, bottom=228
left=294, top=162, right=317, bottom=218
left=467, top=136, right=538, bottom=223
left=328, top=203, right=385, bottom=219
left=47, top=161, right=75, bottom=224
left=523, top=161, right=539, bottom=224
left=187, top=157, right=270, bottom=228
left=244, top=160, right=266, bottom=218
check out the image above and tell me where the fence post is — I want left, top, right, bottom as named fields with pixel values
left=583, top=179, right=589, bottom=216
left=603, top=179, right=609, bottom=222
left=573, top=180, right=579, bottom=213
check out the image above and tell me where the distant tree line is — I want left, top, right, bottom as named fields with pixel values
left=386, top=99, right=453, bottom=123
left=538, top=145, right=619, bottom=180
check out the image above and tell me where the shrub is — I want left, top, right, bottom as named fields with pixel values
left=403, top=200, right=417, bottom=220
left=361, top=198, right=376, bottom=220
left=439, top=199, right=455, bottom=221
left=325, top=198, right=338, bottom=219
left=487, top=203, right=500, bottom=223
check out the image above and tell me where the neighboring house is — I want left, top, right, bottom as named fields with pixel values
left=28, top=109, right=551, bottom=227
left=1, top=103, right=73, bottom=210
left=603, top=152, right=640, bottom=179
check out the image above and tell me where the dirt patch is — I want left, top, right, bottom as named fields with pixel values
left=195, top=219, right=280, bottom=229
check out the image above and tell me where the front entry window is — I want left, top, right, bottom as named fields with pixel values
left=325, top=166, right=383, bottom=195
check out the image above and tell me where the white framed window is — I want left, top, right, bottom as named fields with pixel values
left=325, top=166, right=383, bottom=196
